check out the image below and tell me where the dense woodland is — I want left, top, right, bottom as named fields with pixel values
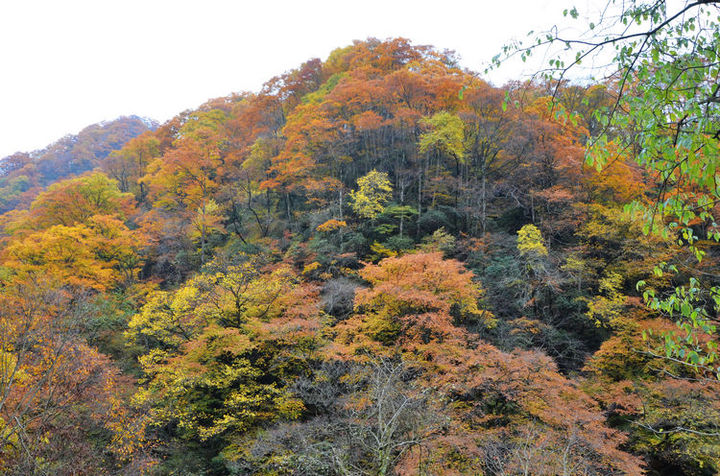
left=0, top=18, right=719, bottom=476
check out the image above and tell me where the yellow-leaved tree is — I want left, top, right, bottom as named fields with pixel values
left=350, top=169, right=392, bottom=220
left=120, top=256, right=323, bottom=461
left=517, top=224, right=548, bottom=258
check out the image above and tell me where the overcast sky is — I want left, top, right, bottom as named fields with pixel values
left=0, top=0, right=593, bottom=157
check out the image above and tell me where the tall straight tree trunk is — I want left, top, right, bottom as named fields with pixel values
left=338, top=188, right=343, bottom=219
left=200, top=199, right=207, bottom=266
left=417, top=170, right=422, bottom=235
left=285, top=192, right=292, bottom=223
left=481, top=172, right=487, bottom=235
left=531, top=193, right=535, bottom=223
left=399, top=179, right=405, bottom=238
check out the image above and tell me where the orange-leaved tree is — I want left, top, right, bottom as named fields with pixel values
left=328, top=251, right=642, bottom=475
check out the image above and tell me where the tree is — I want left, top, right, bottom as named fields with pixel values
left=517, top=223, right=548, bottom=258
left=418, top=112, right=465, bottom=161
left=516, top=224, right=552, bottom=295
left=21, top=172, right=135, bottom=230
left=102, top=132, right=161, bottom=200
left=459, top=81, right=512, bottom=234
left=222, top=358, right=446, bottom=476
left=0, top=277, right=121, bottom=474
left=330, top=251, right=495, bottom=356
left=138, top=110, right=232, bottom=268
left=124, top=258, right=323, bottom=465
left=328, top=253, right=642, bottom=475
left=259, top=102, right=343, bottom=221
left=418, top=111, right=466, bottom=210
left=498, top=0, right=720, bottom=376
left=350, top=169, right=393, bottom=220
left=383, top=204, right=418, bottom=238
left=584, top=314, right=720, bottom=474
left=189, top=198, right=225, bottom=265
left=2, top=215, right=145, bottom=291
left=584, top=271, right=627, bottom=328
left=500, top=95, right=588, bottom=232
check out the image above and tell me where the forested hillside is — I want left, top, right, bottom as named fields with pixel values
left=0, top=33, right=719, bottom=475
left=0, top=115, right=156, bottom=214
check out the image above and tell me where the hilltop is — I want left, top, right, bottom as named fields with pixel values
left=0, top=115, right=156, bottom=213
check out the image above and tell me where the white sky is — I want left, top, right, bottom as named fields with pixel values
left=0, top=0, right=593, bottom=157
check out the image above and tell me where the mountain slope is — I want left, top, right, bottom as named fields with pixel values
left=0, top=115, right=156, bottom=213
left=0, top=38, right=718, bottom=475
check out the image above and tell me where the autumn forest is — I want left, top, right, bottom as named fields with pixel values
left=1, top=3, right=720, bottom=474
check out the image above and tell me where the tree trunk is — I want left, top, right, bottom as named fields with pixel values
left=531, top=193, right=535, bottom=223
left=417, top=170, right=423, bottom=234
left=481, top=172, right=487, bottom=235
left=339, top=188, right=343, bottom=219
left=399, top=180, right=405, bottom=238
left=200, top=200, right=207, bottom=266
left=285, top=192, right=292, bottom=223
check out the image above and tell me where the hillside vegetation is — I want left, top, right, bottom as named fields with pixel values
left=0, top=37, right=718, bottom=475
left=0, top=115, right=156, bottom=214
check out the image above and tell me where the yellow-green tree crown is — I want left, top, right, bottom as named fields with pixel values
left=350, top=169, right=393, bottom=220
left=517, top=224, right=548, bottom=257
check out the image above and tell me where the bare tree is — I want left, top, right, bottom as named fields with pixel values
left=233, top=358, right=446, bottom=476
left=332, top=359, right=446, bottom=476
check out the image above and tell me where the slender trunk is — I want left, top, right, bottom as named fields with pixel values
left=399, top=181, right=405, bottom=238
left=531, top=193, right=535, bottom=223
left=417, top=170, right=422, bottom=234
left=139, top=182, right=147, bottom=204
left=245, top=179, right=267, bottom=237
left=378, top=444, right=392, bottom=476
left=431, top=154, right=441, bottom=209
left=481, top=171, right=487, bottom=235
left=200, top=200, right=207, bottom=266
left=265, top=188, right=271, bottom=218
left=339, top=188, right=343, bottom=219
left=454, top=156, right=461, bottom=211
left=285, top=192, right=292, bottom=223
